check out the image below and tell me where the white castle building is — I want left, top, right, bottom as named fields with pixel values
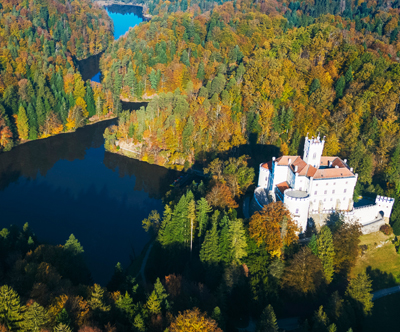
left=254, top=135, right=394, bottom=234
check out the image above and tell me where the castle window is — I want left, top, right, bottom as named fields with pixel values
left=295, top=208, right=299, bottom=214
left=346, top=181, right=348, bottom=184
left=314, top=199, right=316, bottom=202
left=324, top=198, right=326, bottom=202
left=316, top=184, right=318, bottom=186
left=344, top=189, right=347, bottom=193
left=324, top=190, right=327, bottom=194
left=330, top=198, right=333, bottom=201
left=326, top=182, right=328, bottom=185
left=299, top=187, right=302, bottom=191
left=332, top=190, right=335, bottom=194
left=333, top=182, right=336, bottom=185
left=313, top=152, right=316, bottom=159
left=314, top=191, right=317, bottom=195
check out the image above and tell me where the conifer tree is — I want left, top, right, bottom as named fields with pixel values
left=335, top=76, right=345, bottom=98
left=146, top=291, right=161, bottom=315
left=312, top=306, right=330, bottom=332
left=0, top=285, right=23, bottom=330
left=228, top=219, right=248, bottom=265
left=17, top=105, right=29, bottom=141
left=256, top=304, right=278, bottom=332
left=317, top=226, right=335, bottom=284
left=27, top=104, right=38, bottom=140
left=154, top=278, right=169, bottom=311
left=55, top=308, right=71, bottom=327
left=345, top=66, right=353, bottom=83
left=309, top=78, right=321, bottom=95
left=21, top=302, right=48, bottom=332
left=308, top=234, right=318, bottom=255
left=85, top=82, right=96, bottom=117
left=196, top=198, right=212, bottom=238
left=200, top=218, right=221, bottom=264
left=88, top=284, right=111, bottom=312
left=133, top=314, right=146, bottom=332
left=116, top=292, right=134, bottom=319
left=64, top=234, right=84, bottom=255
left=345, top=272, right=373, bottom=315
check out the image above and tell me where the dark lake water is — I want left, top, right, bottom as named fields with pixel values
left=0, top=7, right=176, bottom=285
left=0, top=120, right=179, bottom=284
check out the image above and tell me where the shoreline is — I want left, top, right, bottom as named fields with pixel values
left=94, top=1, right=152, bottom=20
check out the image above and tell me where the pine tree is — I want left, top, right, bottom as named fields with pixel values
left=256, top=304, right=278, bottom=332
left=64, top=234, right=84, bottom=255
left=21, top=302, right=48, bottom=332
left=55, top=308, right=71, bottom=327
left=312, top=306, right=330, bottom=332
left=36, top=97, right=45, bottom=129
left=335, top=76, right=345, bottom=98
left=88, top=284, right=111, bottom=312
left=146, top=291, right=161, bottom=315
left=17, top=105, right=29, bottom=140
left=309, top=78, right=321, bottom=95
left=116, top=292, right=134, bottom=319
left=317, top=226, right=335, bottom=284
left=200, top=219, right=221, bottom=264
left=228, top=219, right=248, bottom=265
left=308, top=234, right=318, bottom=255
left=133, top=314, right=146, bottom=332
left=345, top=272, right=373, bottom=315
left=0, top=285, right=23, bottom=330
left=181, top=49, right=190, bottom=67
left=196, top=198, right=212, bottom=238
left=154, top=278, right=169, bottom=311
left=345, top=66, right=353, bottom=83
left=149, top=69, right=159, bottom=90
left=197, top=62, right=205, bottom=80
left=27, top=104, right=38, bottom=140
left=85, top=82, right=96, bottom=117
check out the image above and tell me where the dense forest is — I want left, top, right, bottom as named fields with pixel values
left=0, top=157, right=373, bottom=332
left=0, top=0, right=114, bottom=153
left=103, top=0, right=400, bottom=208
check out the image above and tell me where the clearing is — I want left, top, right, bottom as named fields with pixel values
left=352, top=231, right=400, bottom=291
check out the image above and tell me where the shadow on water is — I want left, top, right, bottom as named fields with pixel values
left=105, top=4, right=145, bottom=16
left=76, top=51, right=104, bottom=82
left=0, top=120, right=181, bottom=284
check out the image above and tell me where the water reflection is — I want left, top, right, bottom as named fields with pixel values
left=0, top=120, right=180, bottom=284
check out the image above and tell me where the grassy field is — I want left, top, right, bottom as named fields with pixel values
left=352, top=232, right=400, bottom=291
left=362, top=292, right=400, bottom=331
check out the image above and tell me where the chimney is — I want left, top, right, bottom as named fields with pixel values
left=329, top=161, right=332, bottom=167
left=350, top=167, right=353, bottom=172
left=344, top=159, right=347, bottom=164
left=288, top=158, right=292, bottom=165
left=272, top=157, right=276, bottom=161
left=294, top=165, right=298, bottom=172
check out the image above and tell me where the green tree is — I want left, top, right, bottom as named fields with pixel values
left=21, top=302, right=48, bottom=332
left=317, top=226, right=335, bottom=284
left=17, top=105, right=29, bottom=141
left=196, top=198, right=212, bottom=238
left=54, top=323, right=72, bottom=332
left=149, top=69, right=159, bottom=90
left=116, top=292, right=134, bottom=319
left=309, top=78, right=321, bottom=95
left=345, top=66, right=353, bottom=83
left=146, top=291, right=161, bottom=315
left=88, top=284, right=111, bottom=312
left=200, top=218, right=221, bottom=264
left=345, top=272, right=373, bottom=315
left=154, top=278, right=169, bottom=311
left=228, top=219, right=248, bottom=264
left=55, top=308, right=71, bottom=327
left=181, top=49, right=190, bottom=67
left=308, top=234, right=318, bottom=255
left=312, top=306, right=330, bottom=332
left=335, top=76, right=345, bottom=98
left=0, top=285, right=23, bottom=330
left=256, top=304, right=279, bottom=332
left=64, top=234, right=84, bottom=255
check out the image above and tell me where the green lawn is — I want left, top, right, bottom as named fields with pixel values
left=362, top=292, right=400, bottom=332
left=352, top=232, right=400, bottom=291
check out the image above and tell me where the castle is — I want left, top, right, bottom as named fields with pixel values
left=254, top=135, right=395, bottom=234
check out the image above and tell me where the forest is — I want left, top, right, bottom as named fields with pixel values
left=0, top=157, right=372, bottom=332
left=0, top=0, right=114, bottom=153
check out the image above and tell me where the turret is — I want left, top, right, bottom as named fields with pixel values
left=303, top=134, right=325, bottom=168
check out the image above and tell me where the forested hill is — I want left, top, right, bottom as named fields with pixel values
left=103, top=0, right=400, bottom=199
left=0, top=0, right=114, bottom=152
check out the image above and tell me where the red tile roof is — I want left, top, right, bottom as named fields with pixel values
left=261, top=161, right=272, bottom=170
left=276, top=181, right=290, bottom=193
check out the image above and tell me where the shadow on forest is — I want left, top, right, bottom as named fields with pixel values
left=366, top=266, right=398, bottom=291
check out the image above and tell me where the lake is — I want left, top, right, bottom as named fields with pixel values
left=0, top=120, right=179, bottom=284
left=0, top=5, right=175, bottom=285
left=78, top=4, right=143, bottom=82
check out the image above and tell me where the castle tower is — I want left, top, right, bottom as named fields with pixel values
left=303, top=134, right=325, bottom=168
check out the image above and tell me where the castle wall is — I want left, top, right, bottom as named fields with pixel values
left=273, top=165, right=289, bottom=189
left=258, top=164, right=270, bottom=188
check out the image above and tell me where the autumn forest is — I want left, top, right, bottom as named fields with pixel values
left=2, top=0, right=400, bottom=330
